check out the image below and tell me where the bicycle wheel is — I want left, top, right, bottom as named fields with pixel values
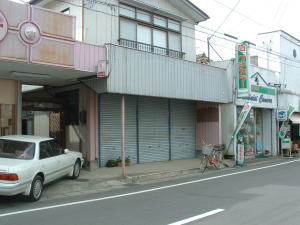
left=199, top=154, right=208, bottom=173
left=213, top=151, right=224, bottom=169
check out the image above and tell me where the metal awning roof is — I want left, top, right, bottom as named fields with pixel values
left=290, top=113, right=300, bottom=124
left=0, top=59, right=95, bottom=87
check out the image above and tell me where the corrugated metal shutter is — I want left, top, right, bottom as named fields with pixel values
left=171, top=99, right=196, bottom=160
left=138, top=96, right=169, bottom=163
left=99, top=94, right=137, bottom=167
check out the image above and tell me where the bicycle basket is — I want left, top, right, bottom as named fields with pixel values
left=202, top=145, right=213, bottom=155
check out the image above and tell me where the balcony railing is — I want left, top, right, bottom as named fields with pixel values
left=119, top=39, right=185, bottom=59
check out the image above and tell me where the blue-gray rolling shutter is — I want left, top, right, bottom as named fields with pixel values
left=99, top=94, right=137, bottom=167
left=138, top=97, right=169, bottom=163
left=170, top=99, right=196, bottom=160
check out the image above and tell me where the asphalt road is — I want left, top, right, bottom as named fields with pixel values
left=1, top=159, right=300, bottom=225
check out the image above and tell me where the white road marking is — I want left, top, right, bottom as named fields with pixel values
left=168, top=209, right=225, bottom=225
left=0, top=159, right=299, bottom=218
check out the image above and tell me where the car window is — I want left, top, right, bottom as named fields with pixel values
left=39, top=142, right=54, bottom=159
left=50, top=141, right=64, bottom=156
left=0, top=139, right=35, bottom=160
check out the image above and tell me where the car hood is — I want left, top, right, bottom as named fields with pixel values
left=0, top=158, right=31, bottom=173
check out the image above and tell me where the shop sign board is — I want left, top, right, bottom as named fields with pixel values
left=236, top=84, right=277, bottom=108
left=277, top=110, right=288, bottom=121
left=232, top=101, right=253, bottom=138
left=236, top=42, right=250, bottom=98
left=237, top=144, right=245, bottom=166
left=279, top=105, right=295, bottom=139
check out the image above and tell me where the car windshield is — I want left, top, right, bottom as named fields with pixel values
left=0, top=139, right=35, bottom=160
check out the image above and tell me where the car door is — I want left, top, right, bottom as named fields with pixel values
left=39, top=141, right=61, bottom=183
left=49, top=140, right=73, bottom=177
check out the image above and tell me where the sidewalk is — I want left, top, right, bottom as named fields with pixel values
left=42, top=156, right=290, bottom=201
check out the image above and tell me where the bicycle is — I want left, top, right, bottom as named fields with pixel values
left=199, top=143, right=224, bottom=173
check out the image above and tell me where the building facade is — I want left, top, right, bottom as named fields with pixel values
left=0, top=0, right=234, bottom=169
left=214, top=59, right=278, bottom=160
left=257, top=30, right=300, bottom=153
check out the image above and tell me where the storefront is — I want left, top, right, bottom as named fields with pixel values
left=98, top=93, right=198, bottom=166
left=235, top=79, right=278, bottom=159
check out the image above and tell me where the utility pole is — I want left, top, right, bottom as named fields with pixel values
left=121, top=95, right=126, bottom=177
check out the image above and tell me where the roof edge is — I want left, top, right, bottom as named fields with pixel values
left=183, top=0, right=209, bottom=22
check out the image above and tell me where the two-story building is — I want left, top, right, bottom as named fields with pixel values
left=1, top=0, right=231, bottom=169
left=257, top=30, right=300, bottom=151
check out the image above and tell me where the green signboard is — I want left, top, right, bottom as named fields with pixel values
left=251, top=85, right=276, bottom=95
left=236, top=42, right=250, bottom=98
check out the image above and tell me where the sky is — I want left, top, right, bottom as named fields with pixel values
left=190, top=0, right=300, bottom=60
left=11, top=0, right=300, bottom=61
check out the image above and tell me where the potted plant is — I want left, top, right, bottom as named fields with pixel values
left=125, top=156, right=131, bottom=166
left=106, top=159, right=117, bottom=168
left=116, top=156, right=131, bottom=167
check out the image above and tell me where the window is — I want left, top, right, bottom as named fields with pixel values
left=153, top=29, right=167, bottom=48
left=168, top=20, right=180, bottom=31
left=49, top=141, right=63, bottom=156
left=137, top=25, right=151, bottom=44
left=119, top=4, right=135, bottom=18
left=137, top=25, right=152, bottom=52
left=120, top=19, right=136, bottom=41
left=119, top=4, right=183, bottom=58
left=39, top=142, right=53, bottom=159
left=0, top=139, right=35, bottom=160
left=61, top=8, right=70, bottom=15
left=169, top=32, right=181, bottom=51
left=136, top=10, right=151, bottom=23
left=154, top=15, right=167, bottom=28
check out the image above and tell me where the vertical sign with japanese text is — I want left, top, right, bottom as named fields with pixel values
left=236, top=42, right=250, bottom=98
left=279, top=104, right=295, bottom=139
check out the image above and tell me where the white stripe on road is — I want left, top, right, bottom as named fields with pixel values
left=168, top=209, right=225, bottom=225
left=0, top=159, right=299, bottom=218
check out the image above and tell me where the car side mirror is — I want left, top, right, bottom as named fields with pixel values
left=64, top=149, right=70, bottom=154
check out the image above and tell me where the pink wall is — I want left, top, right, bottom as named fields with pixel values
left=86, top=88, right=98, bottom=162
left=196, top=102, right=220, bottom=150
left=74, top=42, right=106, bottom=72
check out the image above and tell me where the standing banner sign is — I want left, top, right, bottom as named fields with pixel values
left=232, top=101, right=253, bottom=138
left=279, top=104, right=295, bottom=139
left=236, top=42, right=250, bottom=98
left=232, top=101, right=252, bottom=166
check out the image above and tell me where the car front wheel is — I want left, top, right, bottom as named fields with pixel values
left=28, top=175, right=43, bottom=202
left=72, top=160, right=81, bottom=179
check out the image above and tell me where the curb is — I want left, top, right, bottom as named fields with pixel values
left=125, top=168, right=202, bottom=183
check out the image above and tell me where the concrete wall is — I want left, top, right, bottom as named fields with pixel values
left=34, top=112, right=49, bottom=137
left=43, top=0, right=83, bottom=41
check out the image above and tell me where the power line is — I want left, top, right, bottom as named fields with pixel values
left=31, top=0, right=300, bottom=66
left=209, top=0, right=241, bottom=41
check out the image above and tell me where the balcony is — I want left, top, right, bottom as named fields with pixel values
left=119, top=39, right=185, bottom=59
left=84, top=44, right=229, bottom=103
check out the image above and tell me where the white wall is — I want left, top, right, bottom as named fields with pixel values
left=34, top=112, right=49, bottom=137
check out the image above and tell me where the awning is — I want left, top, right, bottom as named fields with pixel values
left=290, top=113, right=300, bottom=124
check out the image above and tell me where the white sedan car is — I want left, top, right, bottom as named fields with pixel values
left=0, top=135, right=84, bottom=201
